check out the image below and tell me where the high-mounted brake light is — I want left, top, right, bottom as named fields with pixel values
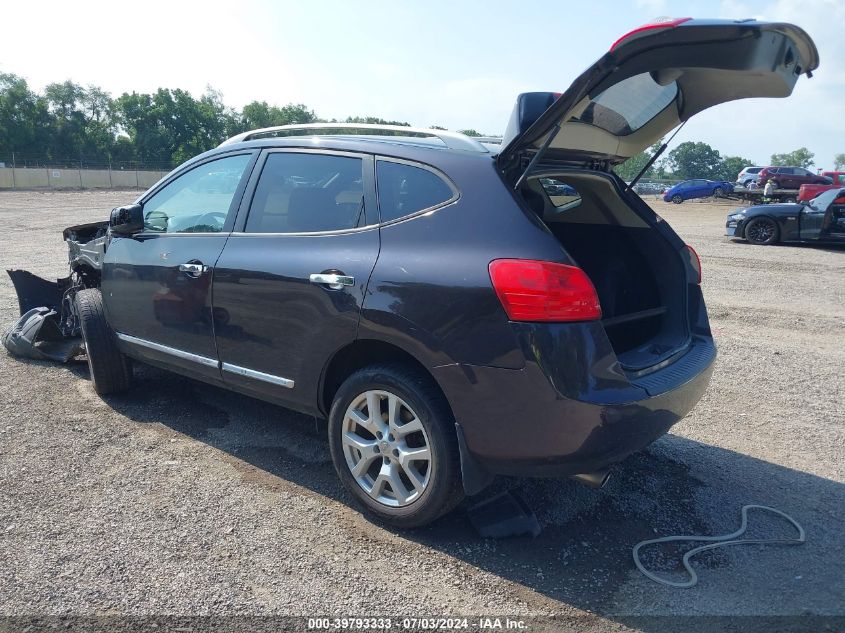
left=610, top=17, right=692, bottom=51
left=684, top=244, right=702, bottom=284
left=488, top=259, right=602, bottom=322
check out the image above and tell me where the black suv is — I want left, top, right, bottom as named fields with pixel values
left=23, top=20, right=816, bottom=527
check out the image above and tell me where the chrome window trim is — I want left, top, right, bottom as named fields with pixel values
left=221, top=363, right=294, bottom=388
left=229, top=224, right=379, bottom=238
left=115, top=333, right=219, bottom=368
left=129, top=232, right=231, bottom=238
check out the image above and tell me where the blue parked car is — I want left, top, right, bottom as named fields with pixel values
left=663, top=179, right=734, bottom=204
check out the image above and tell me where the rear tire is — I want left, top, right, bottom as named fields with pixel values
left=672, top=194, right=683, bottom=204
left=328, top=363, right=464, bottom=528
left=744, top=216, right=780, bottom=245
left=76, top=288, right=132, bottom=395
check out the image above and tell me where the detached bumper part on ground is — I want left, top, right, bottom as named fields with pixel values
left=2, top=270, right=82, bottom=363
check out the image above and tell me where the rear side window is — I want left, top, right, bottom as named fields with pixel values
left=246, top=153, right=365, bottom=233
left=376, top=160, right=455, bottom=223
left=540, top=177, right=582, bottom=211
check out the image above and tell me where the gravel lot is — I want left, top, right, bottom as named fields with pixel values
left=0, top=190, right=843, bottom=628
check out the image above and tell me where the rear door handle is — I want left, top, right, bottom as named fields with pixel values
left=179, top=262, right=208, bottom=277
left=309, top=273, right=354, bottom=290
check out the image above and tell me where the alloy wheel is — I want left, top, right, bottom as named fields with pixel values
left=341, top=390, right=432, bottom=507
left=746, top=218, right=776, bottom=244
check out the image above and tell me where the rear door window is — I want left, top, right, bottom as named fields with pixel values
left=376, top=160, right=456, bottom=223
left=245, top=152, right=365, bottom=233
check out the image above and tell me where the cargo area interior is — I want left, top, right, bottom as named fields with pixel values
left=521, top=171, right=690, bottom=371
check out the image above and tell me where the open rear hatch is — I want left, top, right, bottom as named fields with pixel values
left=498, top=19, right=819, bottom=171
left=502, top=18, right=818, bottom=374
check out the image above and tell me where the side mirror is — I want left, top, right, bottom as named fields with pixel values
left=109, top=204, right=144, bottom=235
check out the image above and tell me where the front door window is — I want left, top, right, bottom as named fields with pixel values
left=143, top=154, right=253, bottom=233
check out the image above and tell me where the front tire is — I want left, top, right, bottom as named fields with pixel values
left=713, top=186, right=724, bottom=198
left=328, top=364, right=464, bottom=528
left=76, top=289, right=132, bottom=395
left=672, top=194, right=684, bottom=204
left=744, top=216, right=780, bottom=245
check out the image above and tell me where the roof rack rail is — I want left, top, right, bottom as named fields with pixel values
left=474, top=136, right=503, bottom=144
left=219, top=123, right=490, bottom=152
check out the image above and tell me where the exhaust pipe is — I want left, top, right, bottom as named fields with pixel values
left=570, top=469, right=611, bottom=489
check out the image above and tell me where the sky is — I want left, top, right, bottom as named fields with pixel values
left=2, top=0, right=843, bottom=169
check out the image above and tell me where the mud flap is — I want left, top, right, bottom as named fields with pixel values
left=455, top=422, right=495, bottom=496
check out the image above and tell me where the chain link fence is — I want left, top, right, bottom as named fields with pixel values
left=0, top=154, right=175, bottom=190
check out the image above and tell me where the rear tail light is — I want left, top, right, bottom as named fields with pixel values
left=488, top=259, right=602, bottom=322
left=683, top=245, right=702, bottom=284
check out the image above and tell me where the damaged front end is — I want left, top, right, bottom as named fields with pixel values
left=3, top=221, right=108, bottom=362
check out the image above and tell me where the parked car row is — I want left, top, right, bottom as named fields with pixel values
left=632, top=181, right=666, bottom=195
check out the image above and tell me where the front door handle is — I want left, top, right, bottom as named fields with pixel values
left=309, top=273, right=354, bottom=290
left=179, top=262, right=208, bottom=277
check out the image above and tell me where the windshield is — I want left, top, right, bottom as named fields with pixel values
left=809, top=189, right=844, bottom=210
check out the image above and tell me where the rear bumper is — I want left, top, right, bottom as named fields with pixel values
left=433, top=327, right=715, bottom=478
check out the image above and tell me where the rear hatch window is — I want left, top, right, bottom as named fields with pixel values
left=572, top=73, right=678, bottom=136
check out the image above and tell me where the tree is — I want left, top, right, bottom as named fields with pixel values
left=345, top=116, right=409, bottom=126
left=714, top=155, right=754, bottom=182
left=834, top=153, right=845, bottom=170
left=239, top=101, right=315, bottom=131
left=0, top=73, right=52, bottom=158
left=770, top=147, right=814, bottom=169
left=666, top=141, right=723, bottom=179
left=458, top=129, right=481, bottom=137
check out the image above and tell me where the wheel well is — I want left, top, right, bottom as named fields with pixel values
left=321, top=340, right=447, bottom=417
left=71, top=263, right=102, bottom=289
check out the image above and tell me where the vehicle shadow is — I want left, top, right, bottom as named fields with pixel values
left=93, top=363, right=844, bottom=624
left=730, top=239, right=845, bottom=253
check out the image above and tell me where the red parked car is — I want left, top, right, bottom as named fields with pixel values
left=755, top=166, right=831, bottom=189
left=798, top=171, right=845, bottom=202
